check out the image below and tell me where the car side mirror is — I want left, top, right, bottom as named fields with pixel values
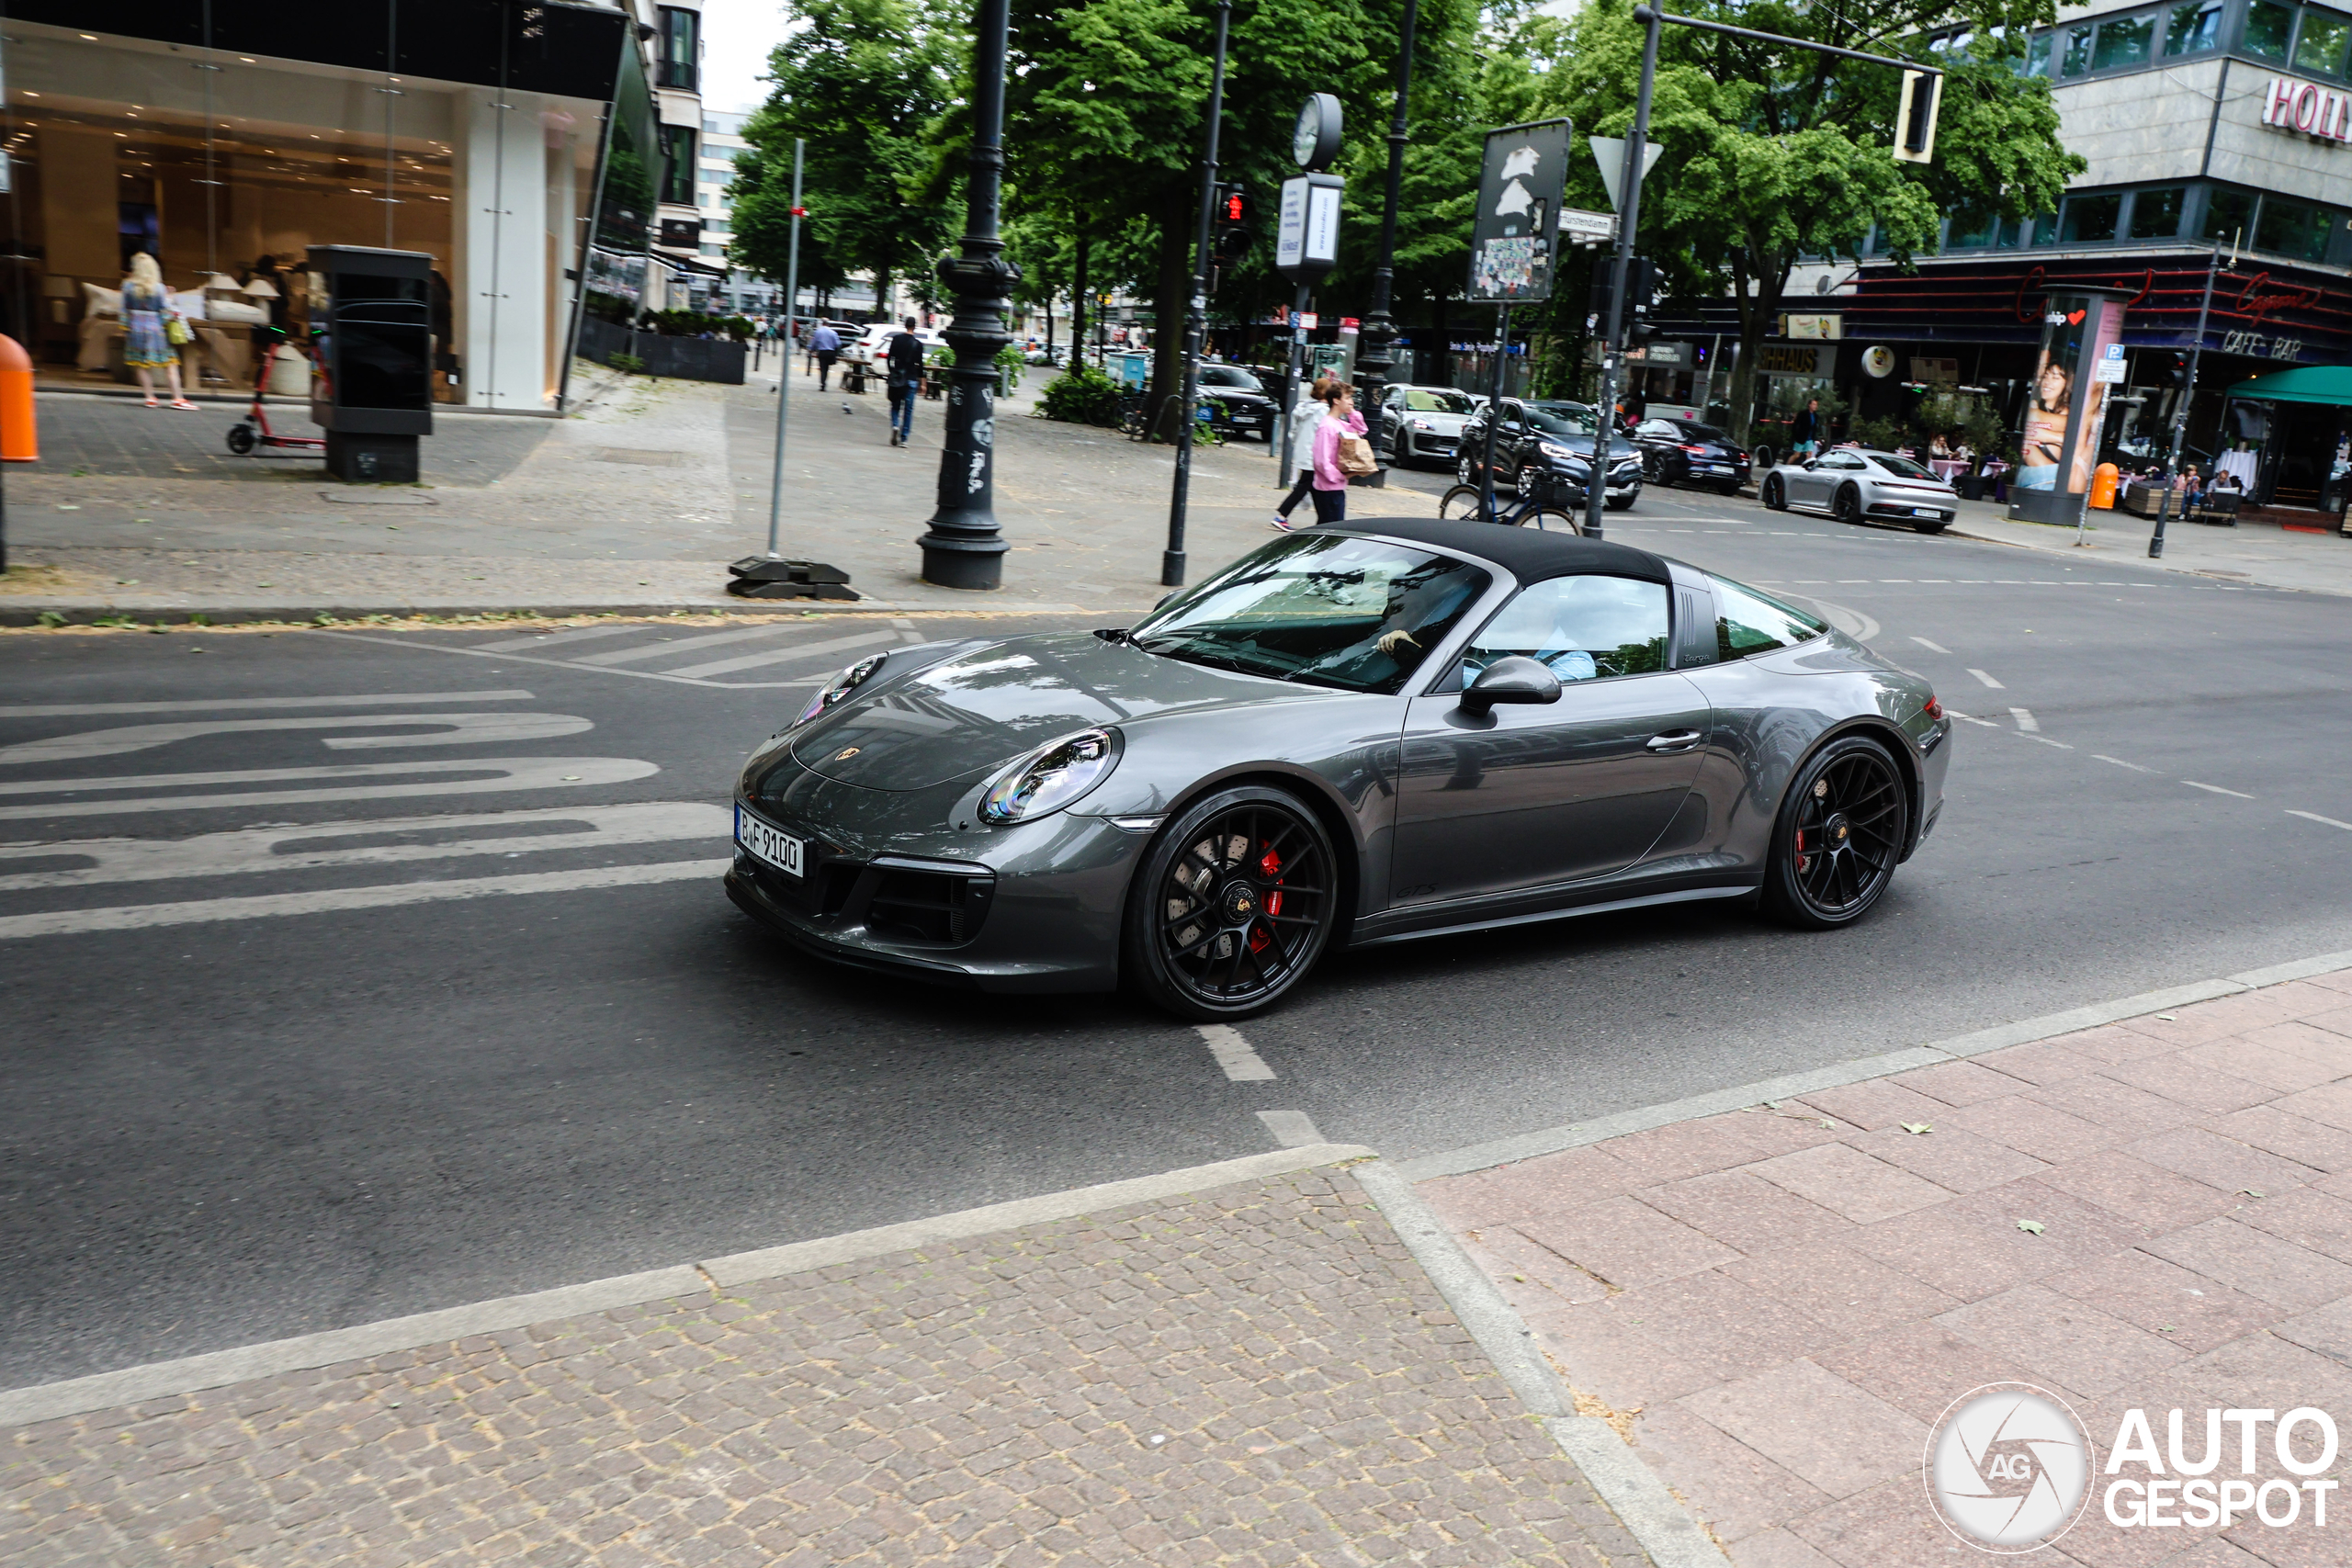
left=1459, top=656, right=1563, bottom=716
left=1803, top=458, right=1819, bottom=470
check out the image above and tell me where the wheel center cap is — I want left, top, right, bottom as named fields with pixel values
left=1220, top=881, right=1260, bottom=923
left=1824, top=812, right=1852, bottom=848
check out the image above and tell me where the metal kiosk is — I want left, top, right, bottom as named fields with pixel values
left=306, top=245, right=433, bottom=483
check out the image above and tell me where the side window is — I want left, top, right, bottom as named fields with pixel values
left=1636, top=419, right=1678, bottom=439
left=1462, top=575, right=1670, bottom=686
left=1712, top=574, right=1828, bottom=660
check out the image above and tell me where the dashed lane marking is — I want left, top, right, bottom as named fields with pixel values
left=1257, top=1110, right=1327, bottom=1148
left=2009, top=707, right=2040, bottom=733
left=1195, top=1024, right=1277, bottom=1082
left=0, top=757, right=656, bottom=821
left=2092, top=754, right=2153, bottom=773
left=663, top=630, right=897, bottom=681
left=0, top=692, right=533, bottom=719
left=0, top=712, right=591, bottom=766
left=1967, top=668, right=2005, bottom=689
left=1911, top=637, right=1951, bottom=654
left=2290, top=810, right=2352, bottom=831
left=2183, top=781, right=2256, bottom=799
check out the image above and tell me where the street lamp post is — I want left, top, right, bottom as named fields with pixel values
left=1162, top=0, right=1234, bottom=588
left=917, top=0, right=1021, bottom=590
left=2154, top=241, right=2225, bottom=559
left=1580, top=7, right=1662, bottom=543
left=1353, top=0, right=1419, bottom=467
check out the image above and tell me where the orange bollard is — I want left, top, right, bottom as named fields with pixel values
left=0, top=334, right=34, bottom=463
left=2089, top=461, right=2120, bottom=510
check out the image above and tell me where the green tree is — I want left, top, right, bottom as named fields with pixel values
left=1498, top=0, right=2082, bottom=440
left=731, top=0, right=963, bottom=319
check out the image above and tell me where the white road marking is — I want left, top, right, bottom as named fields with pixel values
left=2008, top=707, right=2039, bottom=733
left=2183, top=781, right=2255, bottom=799
left=1911, top=637, right=1951, bottom=654
left=1967, top=668, right=2005, bottom=689
left=1257, top=1109, right=1327, bottom=1148
left=0, top=757, right=656, bottom=820
left=567, top=625, right=799, bottom=666
left=326, top=631, right=831, bottom=690
left=2092, top=754, right=2153, bottom=773
left=0, top=691, right=533, bottom=719
left=1946, top=711, right=2000, bottom=728
left=2289, top=810, right=2352, bottom=831
left=2021, top=734, right=2074, bottom=750
left=891, top=617, right=924, bottom=645
left=664, top=630, right=896, bottom=681
left=0, top=803, right=728, bottom=890
left=1195, top=1024, right=1276, bottom=1082
left=0, top=858, right=729, bottom=941
left=0, top=713, right=591, bottom=765
left=468, top=626, right=643, bottom=653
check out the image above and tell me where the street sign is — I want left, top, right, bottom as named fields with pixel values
left=1299, top=311, right=1318, bottom=329
left=1275, top=173, right=1345, bottom=282
left=1559, top=207, right=1616, bottom=243
left=1589, top=137, right=1664, bottom=214
left=2094, top=342, right=2129, bottom=383
left=1468, top=118, right=1571, bottom=303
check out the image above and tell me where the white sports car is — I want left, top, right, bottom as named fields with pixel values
left=1760, top=447, right=1958, bottom=534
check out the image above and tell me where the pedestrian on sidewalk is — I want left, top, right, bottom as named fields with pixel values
left=1272, top=374, right=1333, bottom=531
left=1789, top=397, right=1821, bottom=459
left=121, top=253, right=196, bottom=412
left=1308, top=380, right=1368, bottom=526
left=885, top=317, right=925, bottom=447
left=808, top=321, right=841, bottom=389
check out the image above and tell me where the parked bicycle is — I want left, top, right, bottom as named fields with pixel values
left=1434, top=467, right=1585, bottom=533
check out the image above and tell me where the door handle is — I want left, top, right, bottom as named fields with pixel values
left=1645, top=729, right=1704, bottom=752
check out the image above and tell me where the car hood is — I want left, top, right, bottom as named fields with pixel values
left=787, top=631, right=1306, bottom=790
left=1400, top=412, right=1470, bottom=430
left=1547, top=435, right=1641, bottom=465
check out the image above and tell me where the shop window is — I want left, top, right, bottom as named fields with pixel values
left=2023, top=30, right=2053, bottom=75
left=2245, top=0, right=2296, bottom=59
left=2202, top=186, right=2256, bottom=243
left=2296, top=7, right=2352, bottom=73
left=2061, top=24, right=2095, bottom=74
left=2029, top=211, right=2061, bottom=246
left=658, top=7, right=700, bottom=92
left=1997, top=215, right=2028, bottom=248
left=2128, top=186, right=2187, bottom=239
left=2061, top=193, right=2122, bottom=243
left=2093, top=13, right=2156, bottom=68
left=2165, top=0, right=2224, bottom=53
left=2256, top=195, right=2332, bottom=259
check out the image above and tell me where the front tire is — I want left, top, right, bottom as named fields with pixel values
left=1760, top=736, right=1908, bottom=930
left=1125, top=786, right=1340, bottom=1021
left=1762, top=474, right=1787, bottom=511
left=1437, top=484, right=1492, bottom=522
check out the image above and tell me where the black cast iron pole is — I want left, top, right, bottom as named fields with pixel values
left=1163, top=0, right=1232, bottom=588
left=2154, top=242, right=2224, bottom=559
left=917, top=0, right=1020, bottom=589
left=1354, top=0, right=1419, bottom=464
left=1583, top=4, right=1663, bottom=542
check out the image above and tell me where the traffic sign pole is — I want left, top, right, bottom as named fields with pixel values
left=1164, top=0, right=1233, bottom=588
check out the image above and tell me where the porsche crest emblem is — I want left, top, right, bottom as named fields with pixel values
left=834, top=747, right=861, bottom=761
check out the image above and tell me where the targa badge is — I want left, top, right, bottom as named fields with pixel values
left=1925, top=1383, right=2094, bottom=1552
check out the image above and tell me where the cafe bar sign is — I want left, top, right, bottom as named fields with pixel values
left=2261, top=75, right=2352, bottom=142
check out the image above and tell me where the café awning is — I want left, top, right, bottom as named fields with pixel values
left=2224, top=365, right=2352, bottom=406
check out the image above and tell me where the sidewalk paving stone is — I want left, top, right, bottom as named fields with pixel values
left=2, top=1168, right=1652, bottom=1568
left=1422, top=966, right=2352, bottom=1565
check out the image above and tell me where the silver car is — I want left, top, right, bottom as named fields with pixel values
left=1761, top=447, right=1958, bottom=534
left=1377, top=384, right=1479, bottom=467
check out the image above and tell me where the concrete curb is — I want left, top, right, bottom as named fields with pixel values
left=1945, top=520, right=2351, bottom=597
left=0, top=1142, right=1370, bottom=1432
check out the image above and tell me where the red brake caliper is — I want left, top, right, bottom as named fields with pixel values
left=1794, top=828, right=1810, bottom=874
left=1250, top=842, right=1283, bottom=952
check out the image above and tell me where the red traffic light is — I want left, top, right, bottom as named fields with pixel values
left=1223, top=193, right=1244, bottom=223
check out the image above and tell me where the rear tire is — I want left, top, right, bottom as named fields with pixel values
left=1125, top=785, right=1340, bottom=1021
left=1762, top=474, right=1787, bottom=511
left=1759, top=736, right=1908, bottom=931
left=1437, top=484, right=1492, bottom=522
left=1521, top=509, right=1582, bottom=534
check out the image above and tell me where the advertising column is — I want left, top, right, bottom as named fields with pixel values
left=2007, top=287, right=2131, bottom=524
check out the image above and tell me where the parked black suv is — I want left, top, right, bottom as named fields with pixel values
left=1630, top=417, right=1752, bottom=493
left=1456, top=398, right=1645, bottom=511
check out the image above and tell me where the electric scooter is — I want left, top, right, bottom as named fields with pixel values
left=224, top=327, right=325, bottom=457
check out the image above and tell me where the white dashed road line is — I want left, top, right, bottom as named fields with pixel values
left=2008, top=708, right=2039, bottom=733
left=2183, top=781, right=2256, bottom=799
left=1967, top=669, right=2006, bottom=689
left=1256, top=1110, right=1326, bottom=1148
left=1195, top=1024, right=1276, bottom=1081
left=0, top=691, right=534, bottom=719
left=2092, top=754, right=2153, bottom=773
left=2290, top=811, right=2352, bottom=831
left=1911, top=637, right=1951, bottom=654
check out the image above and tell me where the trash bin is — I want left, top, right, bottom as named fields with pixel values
left=306, top=244, right=433, bottom=483
left=2089, top=461, right=2120, bottom=510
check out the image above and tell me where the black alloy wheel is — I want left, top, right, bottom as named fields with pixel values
left=1125, top=786, right=1340, bottom=1020
left=1833, top=484, right=1862, bottom=525
left=1761, top=736, right=1908, bottom=930
left=1762, top=474, right=1786, bottom=511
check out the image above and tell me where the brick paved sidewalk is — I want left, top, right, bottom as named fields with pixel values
left=2, top=1166, right=1648, bottom=1568
left=1423, top=966, right=2352, bottom=1567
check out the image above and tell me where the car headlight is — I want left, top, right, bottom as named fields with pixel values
left=794, top=653, right=888, bottom=726
left=1538, top=441, right=1580, bottom=459
left=1409, top=419, right=1432, bottom=431
left=978, top=728, right=1118, bottom=824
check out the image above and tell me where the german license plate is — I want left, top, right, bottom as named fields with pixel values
left=1915, top=507, right=1940, bottom=518
left=734, top=805, right=804, bottom=876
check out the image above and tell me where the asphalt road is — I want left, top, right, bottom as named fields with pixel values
left=6, top=488, right=2351, bottom=1389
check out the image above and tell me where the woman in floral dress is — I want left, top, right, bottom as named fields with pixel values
left=120, top=252, right=195, bottom=410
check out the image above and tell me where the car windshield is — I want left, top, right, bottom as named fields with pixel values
left=1130, top=533, right=1491, bottom=694
left=1401, top=389, right=1475, bottom=413
left=1525, top=403, right=1600, bottom=438
left=1868, top=453, right=1938, bottom=479
left=1199, top=366, right=1258, bottom=389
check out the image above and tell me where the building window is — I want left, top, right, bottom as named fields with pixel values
left=1997, top=215, right=2028, bottom=248
left=2203, top=186, right=2256, bottom=243
left=657, top=7, right=699, bottom=92
left=2165, top=0, right=2224, bottom=53
left=2061, top=192, right=2122, bottom=243
left=2093, top=12, right=2155, bottom=68
left=1949, top=211, right=1997, bottom=248
left=2295, top=6, right=2352, bottom=73
left=2029, top=211, right=2061, bottom=247
left=2128, top=186, right=2186, bottom=238
left=2256, top=194, right=2332, bottom=259
left=659, top=127, right=698, bottom=206
left=2023, top=30, right=2053, bottom=74
left=2061, top=24, right=2095, bottom=75
left=2245, top=0, right=2295, bottom=60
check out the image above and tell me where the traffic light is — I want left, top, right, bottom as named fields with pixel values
left=1894, top=70, right=1941, bottom=163
left=2167, top=352, right=2191, bottom=386
left=1216, top=185, right=1255, bottom=259
left=1589, top=256, right=1659, bottom=344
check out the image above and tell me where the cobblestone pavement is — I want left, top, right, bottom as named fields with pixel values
left=28, top=392, right=553, bottom=487
left=2, top=1168, right=1649, bottom=1568
left=1424, top=966, right=2352, bottom=1568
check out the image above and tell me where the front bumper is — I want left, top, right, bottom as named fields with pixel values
left=726, top=770, right=1144, bottom=994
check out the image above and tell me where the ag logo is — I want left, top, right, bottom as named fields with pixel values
left=1924, top=1383, right=2094, bottom=1552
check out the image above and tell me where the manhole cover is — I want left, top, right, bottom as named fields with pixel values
left=594, top=448, right=686, bottom=466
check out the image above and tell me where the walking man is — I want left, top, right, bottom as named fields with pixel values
left=1790, top=397, right=1822, bottom=460
left=808, top=321, right=841, bottom=389
left=885, top=317, right=926, bottom=447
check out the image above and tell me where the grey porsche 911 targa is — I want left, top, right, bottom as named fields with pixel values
left=727, top=517, right=1951, bottom=1020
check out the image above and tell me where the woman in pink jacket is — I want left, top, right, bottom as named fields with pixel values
left=1306, top=380, right=1366, bottom=525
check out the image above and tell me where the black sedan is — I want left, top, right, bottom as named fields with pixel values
left=727, top=518, right=1950, bottom=1020
left=1632, top=417, right=1752, bottom=493
left=1457, top=398, right=1645, bottom=510
left=1196, top=364, right=1277, bottom=441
